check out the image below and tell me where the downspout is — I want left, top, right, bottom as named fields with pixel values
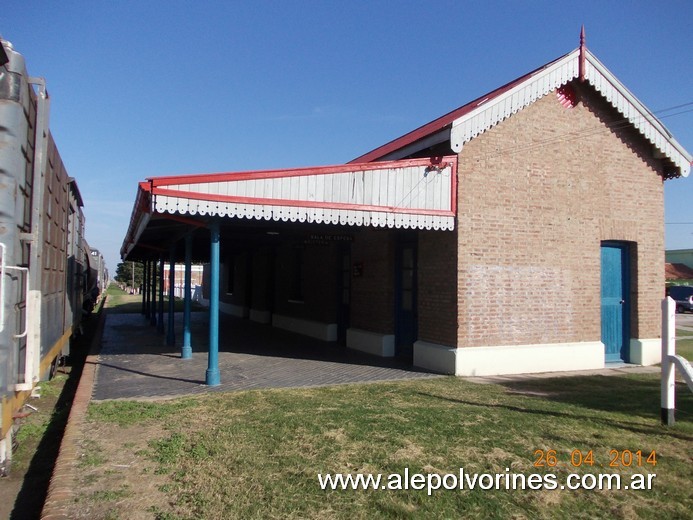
left=578, top=25, right=586, bottom=83
left=16, top=77, right=49, bottom=391
left=167, top=247, right=175, bottom=346
left=181, top=233, right=193, bottom=359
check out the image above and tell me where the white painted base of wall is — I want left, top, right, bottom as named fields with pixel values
left=413, top=340, right=605, bottom=376
left=346, top=328, right=395, bottom=357
left=198, top=298, right=249, bottom=318
left=272, top=314, right=337, bottom=342
left=249, top=309, right=272, bottom=324
left=413, top=341, right=457, bottom=374
left=220, top=302, right=249, bottom=318
left=629, top=338, right=661, bottom=366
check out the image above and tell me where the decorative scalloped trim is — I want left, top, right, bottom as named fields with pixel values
left=154, top=196, right=454, bottom=231
left=450, top=49, right=690, bottom=178
left=451, top=50, right=580, bottom=152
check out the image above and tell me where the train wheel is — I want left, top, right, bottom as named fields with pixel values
left=49, top=356, right=59, bottom=380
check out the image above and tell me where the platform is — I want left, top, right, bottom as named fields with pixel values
left=92, top=312, right=440, bottom=401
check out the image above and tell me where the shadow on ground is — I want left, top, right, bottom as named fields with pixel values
left=10, top=306, right=104, bottom=520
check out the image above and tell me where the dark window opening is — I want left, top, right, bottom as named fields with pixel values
left=226, top=256, right=235, bottom=294
left=289, top=247, right=304, bottom=302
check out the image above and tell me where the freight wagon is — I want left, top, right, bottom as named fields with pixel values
left=0, top=38, right=94, bottom=473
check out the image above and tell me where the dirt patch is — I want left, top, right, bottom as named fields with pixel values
left=0, top=371, right=67, bottom=520
left=69, top=422, right=174, bottom=520
left=0, top=316, right=96, bottom=520
left=0, top=304, right=102, bottom=519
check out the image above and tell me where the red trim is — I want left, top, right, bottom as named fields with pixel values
left=136, top=243, right=166, bottom=252
left=579, top=26, right=586, bottom=82
left=153, top=187, right=455, bottom=217
left=149, top=157, right=454, bottom=187
left=349, top=52, right=574, bottom=163
left=450, top=156, right=458, bottom=215
left=156, top=213, right=208, bottom=228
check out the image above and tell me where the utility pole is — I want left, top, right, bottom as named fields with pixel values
left=131, top=261, right=135, bottom=294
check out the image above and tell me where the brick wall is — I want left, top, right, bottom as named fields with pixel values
left=456, top=83, right=664, bottom=348
left=418, top=230, right=458, bottom=345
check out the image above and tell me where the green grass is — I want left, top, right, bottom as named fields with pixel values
left=13, top=375, right=71, bottom=464
left=105, top=283, right=204, bottom=314
left=84, top=374, right=693, bottom=519
left=86, top=399, right=196, bottom=426
left=88, top=488, right=131, bottom=502
left=77, top=438, right=106, bottom=467
left=676, top=335, right=693, bottom=360
left=674, top=326, right=693, bottom=361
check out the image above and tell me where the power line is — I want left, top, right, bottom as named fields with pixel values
left=654, top=101, right=693, bottom=114
left=471, top=98, right=693, bottom=162
left=658, top=108, right=693, bottom=120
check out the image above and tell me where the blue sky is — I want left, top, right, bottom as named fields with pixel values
left=3, top=1, right=692, bottom=272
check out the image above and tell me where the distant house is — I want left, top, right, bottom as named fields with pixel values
left=665, top=263, right=693, bottom=282
left=122, top=38, right=691, bottom=377
left=665, top=249, right=693, bottom=271
left=162, top=263, right=204, bottom=298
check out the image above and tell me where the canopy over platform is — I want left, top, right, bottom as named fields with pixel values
left=121, top=156, right=457, bottom=261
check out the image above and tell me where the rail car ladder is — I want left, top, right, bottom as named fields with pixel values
left=0, top=242, right=35, bottom=390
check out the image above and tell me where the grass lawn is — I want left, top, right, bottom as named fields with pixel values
left=75, top=373, right=692, bottom=519
left=67, top=288, right=692, bottom=518
left=105, top=283, right=204, bottom=314
left=676, top=334, right=693, bottom=361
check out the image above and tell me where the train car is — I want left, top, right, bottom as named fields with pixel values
left=88, top=246, right=108, bottom=302
left=0, top=38, right=93, bottom=473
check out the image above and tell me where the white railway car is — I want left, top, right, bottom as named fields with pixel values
left=0, top=38, right=92, bottom=472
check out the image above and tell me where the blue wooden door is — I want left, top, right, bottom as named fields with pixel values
left=600, top=243, right=630, bottom=363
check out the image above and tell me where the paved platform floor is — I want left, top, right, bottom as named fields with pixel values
left=92, top=312, right=440, bottom=401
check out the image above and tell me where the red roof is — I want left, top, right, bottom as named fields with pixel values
left=666, top=263, right=693, bottom=280
left=349, top=51, right=571, bottom=163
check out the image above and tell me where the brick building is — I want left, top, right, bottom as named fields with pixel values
left=122, top=41, right=691, bottom=379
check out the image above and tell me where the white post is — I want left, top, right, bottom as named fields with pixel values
left=661, top=297, right=676, bottom=425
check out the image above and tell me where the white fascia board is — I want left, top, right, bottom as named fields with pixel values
left=124, top=211, right=151, bottom=259
left=450, top=48, right=691, bottom=178
left=450, top=50, right=580, bottom=153
left=584, top=50, right=691, bottom=177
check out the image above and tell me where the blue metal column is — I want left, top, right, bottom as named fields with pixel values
left=141, top=261, right=147, bottom=315
left=143, top=260, right=149, bottom=318
left=167, top=247, right=176, bottom=346
left=157, top=256, right=165, bottom=334
left=150, top=260, right=157, bottom=326
left=144, top=260, right=152, bottom=320
left=206, top=220, right=221, bottom=386
left=182, top=234, right=193, bottom=359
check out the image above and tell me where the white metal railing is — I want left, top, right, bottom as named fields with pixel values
left=661, top=296, right=693, bottom=425
left=1, top=241, right=35, bottom=392
left=0, top=242, right=29, bottom=338
left=0, top=242, right=5, bottom=333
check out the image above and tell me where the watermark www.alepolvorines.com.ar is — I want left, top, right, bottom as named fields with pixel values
left=318, top=468, right=656, bottom=495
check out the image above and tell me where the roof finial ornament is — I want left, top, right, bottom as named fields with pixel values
left=579, top=25, right=586, bottom=82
